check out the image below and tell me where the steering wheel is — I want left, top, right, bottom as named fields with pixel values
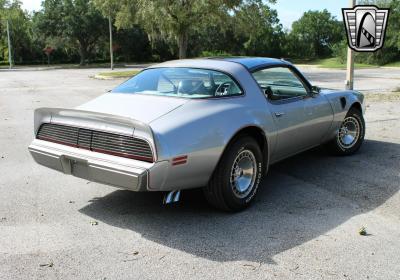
left=215, top=81, right=233, bottom=96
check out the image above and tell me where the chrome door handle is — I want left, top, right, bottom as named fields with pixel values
left=274, top=112, right=285, bottom=117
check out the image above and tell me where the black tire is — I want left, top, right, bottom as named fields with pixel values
left=326, top=107, right=365, bottom=156
left=203, top=136, right=264, bottom=212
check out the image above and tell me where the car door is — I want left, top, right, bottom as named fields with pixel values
left=252, top=66, right=333, bottom=161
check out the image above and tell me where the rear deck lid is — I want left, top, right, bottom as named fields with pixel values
left=77, top=93, right=189, bottom=124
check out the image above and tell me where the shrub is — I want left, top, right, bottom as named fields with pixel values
left=200, top=50, right=233, bottom=58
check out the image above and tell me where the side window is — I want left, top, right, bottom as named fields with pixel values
left=113, top=68, right=243, bottom=98
left=161, top=69, right=243, bottom=97
left=157, top=75, right=176, bottom=93
left=211, top=72, right=242, bottom=96
left=252, top=67, right=308, bottom=100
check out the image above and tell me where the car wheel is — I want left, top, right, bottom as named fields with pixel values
left=203, top=136, right=264, bottom=211
left=326, top=107, right=365, bottom=155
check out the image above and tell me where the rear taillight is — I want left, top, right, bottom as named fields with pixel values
left=37, top=123, right=154, bottom=162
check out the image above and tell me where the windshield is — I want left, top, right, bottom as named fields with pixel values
left=112, top=68, right=243, bottom=99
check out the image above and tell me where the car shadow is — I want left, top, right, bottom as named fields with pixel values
left=79, top=139, right=400, bottom=264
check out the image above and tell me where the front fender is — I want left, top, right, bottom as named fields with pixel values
left=322, top=89, right=365, bottom=141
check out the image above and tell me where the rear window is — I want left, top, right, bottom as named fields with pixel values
left=112, top=68, right=243, bottom=99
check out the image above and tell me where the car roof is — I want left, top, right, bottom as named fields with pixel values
left=207, top=57, right=291, bottom=71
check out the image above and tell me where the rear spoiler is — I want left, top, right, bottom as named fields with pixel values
left=33, top=107, right=154, bottom=144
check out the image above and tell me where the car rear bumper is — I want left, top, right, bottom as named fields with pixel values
left=28, top=139, right=157, bottom=191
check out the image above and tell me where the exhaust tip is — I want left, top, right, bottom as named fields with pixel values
left=163, top=190, right=181, bottom=204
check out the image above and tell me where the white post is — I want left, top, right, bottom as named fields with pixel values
left=108, top=15, right=114, bottom=70
left=345, top=0, right=356, bottom=90
left=6, top=19, right=12, bottom=69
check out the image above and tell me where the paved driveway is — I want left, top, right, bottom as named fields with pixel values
left=298, top=66, right=400, bottom=93
left=0, top=68, right=399, bottom=279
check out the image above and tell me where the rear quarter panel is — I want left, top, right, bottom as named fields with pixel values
left=149, top=92, right=276, bottom=191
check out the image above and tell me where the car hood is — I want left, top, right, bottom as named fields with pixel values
left=77, top=93, right=189, bottom=124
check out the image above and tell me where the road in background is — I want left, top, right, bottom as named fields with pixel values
left=299, top=66, right=400, bottom=93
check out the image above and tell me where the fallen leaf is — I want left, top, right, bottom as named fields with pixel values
left=39, top=262, right=54, bottom=268
left=242, top=263, right=261, bottom=270
left=359, top=226, right=367, bottom=236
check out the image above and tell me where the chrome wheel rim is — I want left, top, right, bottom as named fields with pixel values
left=337, top=116, right=360, bottom=149
left=230, top=149, right=257, bottom=199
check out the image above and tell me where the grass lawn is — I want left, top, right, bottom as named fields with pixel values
left=384, top=61, right=400, bottom=67
left=295, top=57, right=400, bottom=69
left=365, top=91, right=400, bottom=102
left=316, top=58, right=379, bottom=69
left=298, top=58, right=378, bottom=69
left=96, top=70, right=141, bottom=79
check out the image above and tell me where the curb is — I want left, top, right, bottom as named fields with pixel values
left=93, top=74, right=129, bottom=80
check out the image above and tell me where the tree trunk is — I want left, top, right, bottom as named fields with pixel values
left=78, top=43, right=88, bottom=65
left=177, top=31, right=189, bottom=59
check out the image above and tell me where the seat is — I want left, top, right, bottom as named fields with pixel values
left=178, top=80, right=201, bottom=95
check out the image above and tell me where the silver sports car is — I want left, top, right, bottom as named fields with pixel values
left=28, top=57, right=365, bottom=211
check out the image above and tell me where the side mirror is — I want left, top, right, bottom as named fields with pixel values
left=311, top=85, right=321, bottom=96
left=264, top=86, right=273, bottom=100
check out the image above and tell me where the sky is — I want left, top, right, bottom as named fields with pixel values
left=21, top=0, right=349, bottom=29
left=271, top=0, right=348, bottom=29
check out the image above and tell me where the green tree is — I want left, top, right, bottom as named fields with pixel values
left=94, top=0, right=277, bottom=59
left=0, top=1, right=38, bottom=64
left=233, top=1, right=283, bottom=57
left=357, top=0, right=400, bottom=65
left=289, top=9, right=343, bottom=58
left=36, top=0, right=108, bottom=65
left=113, top=26, right=152, bottom=62
left=189, top=18, right=237, bottom=57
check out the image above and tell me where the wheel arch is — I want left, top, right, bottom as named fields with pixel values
left=217, top=126, right=270, bottom=175
left=349, top=101, right=362, bottom=113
